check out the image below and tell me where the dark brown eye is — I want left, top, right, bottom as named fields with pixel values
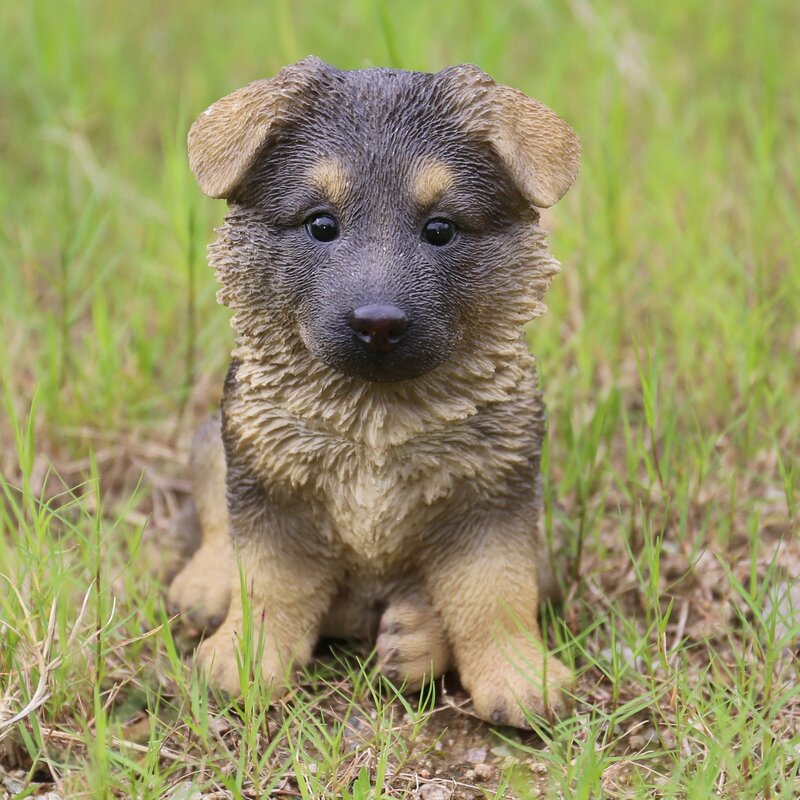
left=306, top=213, right=339, bottom=242
left=422, top=218, right=456, bottom=246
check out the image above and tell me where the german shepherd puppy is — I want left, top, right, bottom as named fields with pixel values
left=168, top=57, right=580, bottom=728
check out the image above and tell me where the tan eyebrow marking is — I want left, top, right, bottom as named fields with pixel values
left=307, top=159, right=350, bottom=207
left=411, top=160, right=454, bottom=208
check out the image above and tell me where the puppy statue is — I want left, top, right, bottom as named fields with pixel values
left=168, top=57, right=580, bottom=728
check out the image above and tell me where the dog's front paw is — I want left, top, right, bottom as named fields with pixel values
left=167, top=543, right=231, bottom=631
left=464, top=638, right=572, bottom=728
left=196, top=617, right=293, bottom=699
left=196, top=629, right=243, bottom=695
left=376, top=594, right=451, bottom=691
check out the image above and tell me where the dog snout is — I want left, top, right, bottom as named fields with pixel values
left=348, top=305, right=408, bottom=353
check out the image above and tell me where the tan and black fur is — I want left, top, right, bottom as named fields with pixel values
left=168, top=57, right=580, bottom=728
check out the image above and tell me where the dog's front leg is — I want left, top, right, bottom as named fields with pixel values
left=422, top=507, right=572, bottom=728
left=197, top=524, right=339, bottom=698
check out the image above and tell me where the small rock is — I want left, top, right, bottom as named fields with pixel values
left=210, top=716, right=232, bottom=736
left=2, top=772, right=25, bottom=795
left=661, top=729, right=677, bottom=749
left=466, top=746, right=487, bottom=764
left=167, top=782, right=203, bottom=800
left=598, top=644, right=645, bottom=673
left=416, top=783, right=453, bottom=800
left=490, top=743, right=514, bottom=759
left=343, top=713, right=373, bottom=752
left=473, top=763, right=493, bottom=782
left=629, top=734, right=646, bottom=749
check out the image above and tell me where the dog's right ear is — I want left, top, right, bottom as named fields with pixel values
left=188, top=56, right=329, bottom=200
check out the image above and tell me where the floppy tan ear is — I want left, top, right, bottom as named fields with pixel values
left=188, top=56, right=329, bottom=199
left=437, top=65, right=580, bottom=208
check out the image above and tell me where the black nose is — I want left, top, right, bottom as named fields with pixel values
left=348, top=305, right=408, bottom=353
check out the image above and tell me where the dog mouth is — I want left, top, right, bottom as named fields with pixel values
left=298, top=327, right=448, bottom=383
left=313, top=345, right=444, bottom=383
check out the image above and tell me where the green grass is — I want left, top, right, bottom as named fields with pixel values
left=1, top=0, right=799, bottom=797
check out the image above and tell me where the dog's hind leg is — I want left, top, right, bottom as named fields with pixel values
left=167, top=414, right=233, bottom=630
left=376, top=592, right=451, bottom=692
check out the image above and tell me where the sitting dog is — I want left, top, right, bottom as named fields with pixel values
left=167, top=57, right=580, bottom=728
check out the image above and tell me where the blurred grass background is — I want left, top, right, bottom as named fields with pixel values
left=1, top=1, right=799, bottom=797
left=2, top=0, right=797, bottom=449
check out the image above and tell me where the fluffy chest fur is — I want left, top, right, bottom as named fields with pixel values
left=225, top=341, right=543, bottom=563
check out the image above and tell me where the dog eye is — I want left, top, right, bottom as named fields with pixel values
left=422, top=218, right=456, bottom=246
left=305, top=213, right=339, bottom=243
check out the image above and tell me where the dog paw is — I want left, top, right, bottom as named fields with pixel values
left=465, top=638, right=572, bottom=728
left=376, top=594, right=451, bottom=692
left=167, top=543, right=231, bottom=631
left=196, top=629, right=243, bottom=695
left=196, top=621, right=292, bottom=699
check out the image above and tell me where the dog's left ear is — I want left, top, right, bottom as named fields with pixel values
left=436, top=65, right=580, bottom=208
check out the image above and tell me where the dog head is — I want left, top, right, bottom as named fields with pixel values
left=189, top=57, right=579, bottom=384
